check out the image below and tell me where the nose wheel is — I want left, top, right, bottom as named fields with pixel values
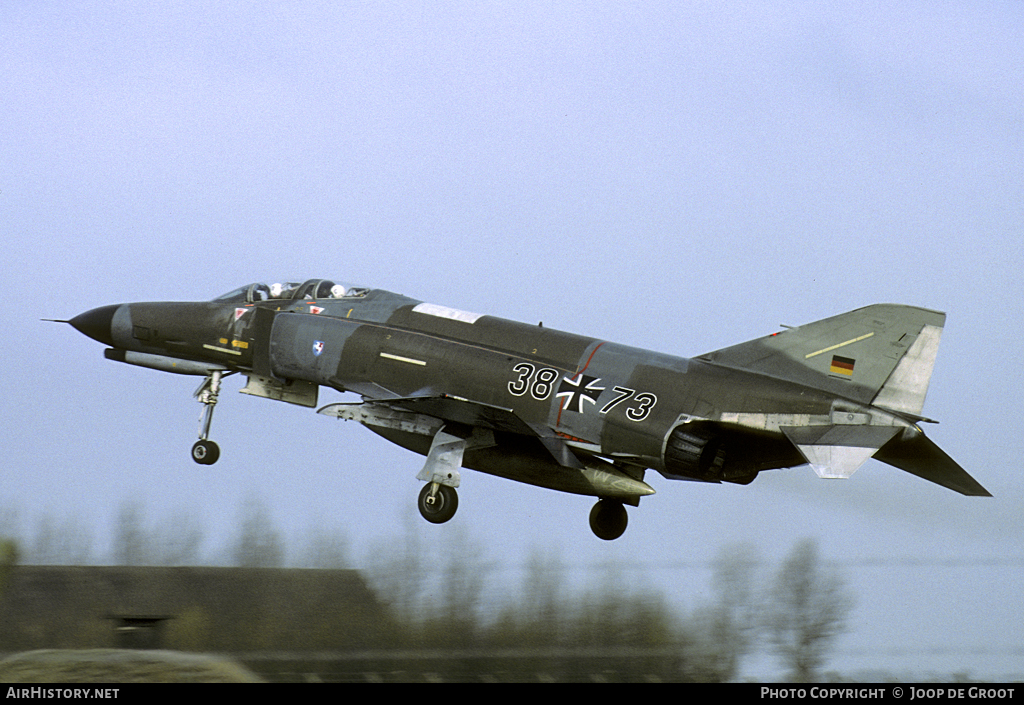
left=191, top=439, right=220, bottom=465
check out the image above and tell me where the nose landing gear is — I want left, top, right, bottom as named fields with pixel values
left=191, top=438, right=220, bottom=465
left=192, top=371, right=224, bottom=465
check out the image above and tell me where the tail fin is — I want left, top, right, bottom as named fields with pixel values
left=702, top=304, right=990, bottom=496
left=699, top=304, right=946, bottom=410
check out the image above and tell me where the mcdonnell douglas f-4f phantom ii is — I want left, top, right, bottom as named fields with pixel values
left=60, top=278, right=989, bottom=540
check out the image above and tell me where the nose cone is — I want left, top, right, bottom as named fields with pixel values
left=70, top=304, right=120, bottom=346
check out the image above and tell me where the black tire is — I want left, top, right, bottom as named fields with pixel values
left=418, top=483, right=458, bottom=524
left=191, top=439, right=220, bottom=465
left=589, top=499, right=628, bottom=540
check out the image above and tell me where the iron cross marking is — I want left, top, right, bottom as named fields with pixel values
left=556, top=375, right=605, bottom=413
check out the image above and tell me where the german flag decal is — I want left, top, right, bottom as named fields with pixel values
left=830, top=355, right=856, bottom=376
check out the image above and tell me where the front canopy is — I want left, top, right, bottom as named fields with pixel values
left=211, top=279, right=369, bottom=303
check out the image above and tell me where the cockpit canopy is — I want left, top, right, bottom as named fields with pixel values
left=212, top=279, right=369, bottom=304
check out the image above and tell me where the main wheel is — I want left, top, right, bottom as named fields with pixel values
left=191, top=439, right=220, bottom=465
left=589, top=499, right=628, bottom=540
left=418, top=483, right=458, bottom=524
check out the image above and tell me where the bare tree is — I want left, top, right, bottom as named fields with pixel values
left=0, top=538, right=17, bottom=597
left=111, top=501, right=207, bottom=566
left=30, top=512, right=94, bottom=565
left=231, top=495, right=285, bottom=568
left=419, top=525, right=492, bottom=647
left=363, top=514, right=426, bottom=629
left=152, top=508, right=205, bottom=566
left=685, top=543, right=761, bottom=681
left=571, top=557, right=679, bottom=648
left=438, top=527, right=489, bottom=624
left=363, top=518, right=496, bottom=646
left=487, top=545, right=567, bottom=646
left=712, top=543, right=761, bottom=673
left=112, top=500, right=150, bottom=565
left=0, top=506, right=19, bottom=544
left=518, top=546, right=567, bottom=645
left=764, top=538, right=853, bottom=681
left=295, top=520, right=349, bottom=569
left=0, top=508, right=20, bottom=597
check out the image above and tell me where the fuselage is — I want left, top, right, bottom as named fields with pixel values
left=72, top=284, right=878, bottom=487
left=64, top=279, right=989, bottom=540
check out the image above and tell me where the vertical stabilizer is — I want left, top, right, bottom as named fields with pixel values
left=698, top=304, right=947, bottom=407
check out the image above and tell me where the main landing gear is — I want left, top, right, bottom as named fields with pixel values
left=417, top=483, right=459, bottom=524
left=414, top=427, right=464, bottom=524
left=409, top=426, right=631, bottom=539
left=191, top=370, right=223, bottom=465
left=414, top=487, right=629, bottom=540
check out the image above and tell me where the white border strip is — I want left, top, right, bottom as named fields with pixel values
left=203, top=344, right=242, bottom=356
left=413, top=302, right=483, bottom=324
left=379, top=352, right=427, bottom=366
left=805, top=332, right=875, bottom=359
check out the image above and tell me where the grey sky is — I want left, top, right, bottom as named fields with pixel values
left=3, top=1, right=1022, bottom=678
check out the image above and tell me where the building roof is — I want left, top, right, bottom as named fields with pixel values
left=0, top=566, right=390, bottom=653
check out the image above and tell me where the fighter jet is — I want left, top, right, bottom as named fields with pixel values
left=60, top=278, right=989, bottom=540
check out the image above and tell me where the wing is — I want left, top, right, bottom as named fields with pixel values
left=318, top=394, right=584, bottom=468
left=374, top=395, right=541, bottom=436
left=319, top=394, right=656, bottom=500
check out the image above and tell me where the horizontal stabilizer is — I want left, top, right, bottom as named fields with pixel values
left=873, top=432, right=991, bottom=497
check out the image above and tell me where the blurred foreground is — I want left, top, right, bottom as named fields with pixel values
left=0, top=540, right=856, bottom=683
left=0, top=649, right=262, bottom=683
